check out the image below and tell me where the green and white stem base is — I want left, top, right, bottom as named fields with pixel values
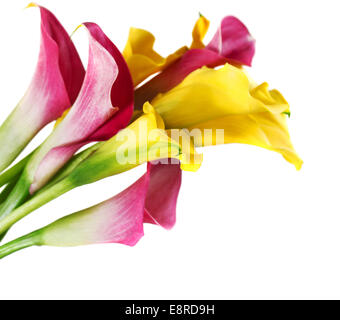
left=0, top=231, right=42, bottom=259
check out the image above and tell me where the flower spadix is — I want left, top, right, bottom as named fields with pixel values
left=0, top=4, right=85, bottom=173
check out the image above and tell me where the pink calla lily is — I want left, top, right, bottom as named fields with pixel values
left=0, top=162, right=182, bottom=258
left=0, top=4, right=85, bottom=173
left=206, top=16, right=255, bottom=67
left=134, top=15, right=255, bottom=108
left=83, top=22, right=134, bottom=141
left=0, top=21, right=133, bottom=221
left=144, top=161, right=182, bottom=230
left=29, top=22, right=134, bottom=193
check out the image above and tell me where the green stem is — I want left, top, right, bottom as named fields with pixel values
left=36, top=142, right=102, bottom=195
left=0, top=143, right=101, bottom=241
left=0, top=174, right=31, bottom=221
left=0, top=174, right=32, bottom=241
left=0, top=151, right=33, bottom=188
left=0, top=230, right=42, bottom=260
left=0, top=179, right=19, bottom=205
left=0, top=178, right=73, bottom=236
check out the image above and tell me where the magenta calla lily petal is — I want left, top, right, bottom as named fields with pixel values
left=83, top=22, right=134, bottom=141
left=0, top=161, right=183, bottom=257
left=6, top=162, right=182, bottom=250
left=144, top=161, right=182, bottom=230
left=0, top=22, right=134, bottom=228
left=38, top=5, right=85, bottom=106
left=134, top=49, right=226, bottom=108
left=29, top=25, right=121, bottom=193
left=0, top=5, right=85, bottom=173
left=42, top=171, right=149, bottom=247
left=206, top=16, right=255, bottom=67
left=52, top=161, right=181, bottom=245
left=134, top=16, right=255, bottom=108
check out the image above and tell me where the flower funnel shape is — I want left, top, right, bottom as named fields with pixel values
left=151, top=64, right=302, bottom=169
left=0, top=161, right=182, bottom=259
left=0, top=4, right=85, bottom=173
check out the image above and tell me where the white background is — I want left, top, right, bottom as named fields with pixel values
left=0, top=0, right=339, bottom=299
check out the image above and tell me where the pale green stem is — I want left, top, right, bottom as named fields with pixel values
left=0, top=179, right=19, bottom=205
left=0, top=174, right=31, bottom=241
left=36, top=142, right=103, bottom=194
left=0, top=230, right=42, bottom=260
left=0, top=150, right=34, bottom=188
left=0, top=178, right=73, bottom=237
left=0, top=143, right=102, bottom=241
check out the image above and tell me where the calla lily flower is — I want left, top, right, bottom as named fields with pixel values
left=0, top=161, right=182, bottom=259
left=151, top=64, right=303, bottom=170
left=131, top=15, right=255, bottom=108
left=205, top=16, right=255, bottom=67
left=122, top=27, right=188, bottom=87
left=0, top=22, right=133, bottom=222
left=0, top=103, right=200, bottom=238
left=0, top=4, right=85, bottom=173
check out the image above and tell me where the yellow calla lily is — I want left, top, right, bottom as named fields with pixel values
left=151, top=64, right=267, bottom=128
left=151, top=63, right=302, bottom=170
left=122, top=15, right=210, bottom=87
left=96, top=102, right=202, bottom=172
left=122, top=28, right=188, bottom=86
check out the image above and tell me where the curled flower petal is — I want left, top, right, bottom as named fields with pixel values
left=206, top=16, right=255, bottom=67
left=42, top=162, right=182, bottom=246
left=191, top=84, right=303, bottom=170
left=150, top=64, right=301, bottom=168
left=27, top=24, right=120, bottom=193
left=123, top=27, right=187, bottom=86
left=134, top=16, right=255, bottom=108
left=41, top=174, right=149, bottom=247
left=151, top=64, right=266, bottom=129
left=190, top=14, right=210, bottom=49
left=144, top=161, right=182, bottom=229
left=0, top=161, right=182, bottom=258
left=83, top=22, right=134, bottom=141
left=54, top=23, right=134, bottom=142
left=0, top=4, right=85, bottom=173
left=28, top=23, right=133, bottom=193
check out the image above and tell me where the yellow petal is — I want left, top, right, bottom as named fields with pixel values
left=190, top=14, right=210, bottom=49
left=191, top=112, right=302, bottom=170
left=190, top=84, right=302, bottom=170
left=123, top=28, right=187, bottom=86
left=250, top=82, right=290, bottom=114
left=152, top=64, right=266, bottom=128
left=151, top=63, right=302, bottom=169
left=123, top=15, right=209, bottom=87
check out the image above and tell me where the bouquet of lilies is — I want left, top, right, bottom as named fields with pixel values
left=0, top=3, right=302, bottom=259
